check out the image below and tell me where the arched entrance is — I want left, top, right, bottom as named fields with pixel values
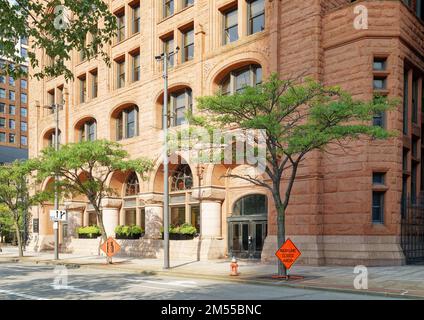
left=228, top=194, right=268, bottom=259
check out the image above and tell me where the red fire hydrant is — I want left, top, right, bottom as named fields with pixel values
left=230, top=257, right=239, bottom=276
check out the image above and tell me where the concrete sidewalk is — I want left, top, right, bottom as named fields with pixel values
left=1, top=246, right=423, bottom=299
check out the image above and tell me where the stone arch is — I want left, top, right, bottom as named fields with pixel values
left=205, top=51, right=268, bottom=95
left=109, top=102, right=140, bottom=141
left=73, top=115, right=97, bottom=142
left=107, top=170, right=143, bottom=197
left=41, top=127, right=61, bottom=149
left=154, top=84, right=193, bottom=128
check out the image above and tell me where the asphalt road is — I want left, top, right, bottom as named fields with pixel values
left=0, top=262, right=401, bottom=300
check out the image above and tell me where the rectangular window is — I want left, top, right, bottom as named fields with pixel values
left=116, top=12, right=126, bottom=43
left=9, top=91, right=15, bottom=101
left=132, top=52, right=140, bottom=82
left=132, top=3, right=141, bottom=34
left=0, top=132, right=5, bottom=142
left=372, top=172, right=385, bottom=185
left=9, top=76, right=15, bottom=86
left=20, top=47, right=28, bottom=58
left=182, top=28, right=194, bottom=62
left=372, top=172, right=386, bottom=224
left=373, top=77, right=387, bottom=90
left=411, top=163, right=418, bottom=204
left=223, top=8, right=238, bottom=44
left=20, top=79, right=27, bottom=89
left=0, top=118, right=5, bottom=128
left=79, top=76, right=87, bottom=103
left=126, top=109, right=136, bottom=138
left=248, top=0, right=265, bottom=35
left=9, top=133, right=15, bottom=143
left=20, top=93, right=27, bottom=104
left=403, top=70, right=409, bottom=135
left=0, top=88, right=5, bottom=98
left=9, top=105, right=15, bottom=115
left=183, top=0, right=194, bottom=7
left=412, top=76, right=418, bottom=124
left=20, top=121, right=27, bottom=132
left=163, top=0, right=174, bottom=18
left=372, top=192, right=385, bottom=223
left=48, top=90, right=55, bottom=109
left=116, top=60, right=126, bottom=89
left=373, top=57, right=387, bottom=71
left=0, top=103, right=4, bottom=113
left=163, top=37, right=174, bottom=68
left=21, top=135, right=27, bottom=146
left=0, top=76, right=5, bottom=84
left=21, top=36, right=28, bottom=46
left=9, top=119, right=15, bottom=129
left=20, top=107, right=27, bottom=117
left=90, top=70, right=98, bottom=98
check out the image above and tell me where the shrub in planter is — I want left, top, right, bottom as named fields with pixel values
left=77, top=225, right=101, bottom=239
left=163, top=223, right=197, bottom=240
left=115, top=225, right=144, bottom=239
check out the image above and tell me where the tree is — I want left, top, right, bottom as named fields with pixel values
left=188, top=74, right=398, bottom=276
left=0, top=205, right=14, bottom=249
left=0, top=160, right=47, bottom=257
left=35, top=140, right=153, bottom=262
left=0, top=0, right=117, bottom=80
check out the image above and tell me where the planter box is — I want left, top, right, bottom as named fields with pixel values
left=78, top=233, right=101, bottom=239
left=115, top=233, right=144, bottom=240
left=169, top=233, right=195, bottom=240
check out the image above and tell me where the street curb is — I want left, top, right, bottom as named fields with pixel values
left=0, top=256, right=422, bottom=300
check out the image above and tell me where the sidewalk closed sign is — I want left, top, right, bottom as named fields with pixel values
left=275, top=239, right=301, bottom=270
left=100, top=237, right=121, bottom=258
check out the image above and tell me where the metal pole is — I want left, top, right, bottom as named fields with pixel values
left=54, top=104, right=59, bottom=260
left=163, top=53, right=170, bottom=269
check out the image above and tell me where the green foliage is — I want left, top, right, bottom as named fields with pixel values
left=189, top=73, right=398, bottom=211
left=77, top=225, right=101, bottom=236
left=0, top=206, right=14, bottom=235
left=115, top=225, right=143, bottom=236
left=0, top=0, right=118, bottom=80
left=35, top=139, right=153, bottom=209
left=169, top=223, right=197, bottom=235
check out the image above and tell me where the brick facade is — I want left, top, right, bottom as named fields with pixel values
left=28, top=0, right=424, bottom=265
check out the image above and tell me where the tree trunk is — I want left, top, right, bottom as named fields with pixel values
left=276, top=204, right=287, bottom=277
left=14, top=221, right=23, bottom=258
left=96, top=209, right=112, bottom=264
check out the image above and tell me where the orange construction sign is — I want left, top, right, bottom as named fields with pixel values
left=100, top=237, right=121, bottom=258
left=275, top=238, right=301, bottom=270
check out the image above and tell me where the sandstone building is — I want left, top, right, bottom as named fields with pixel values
left=28, top=0, right=424, bottom=265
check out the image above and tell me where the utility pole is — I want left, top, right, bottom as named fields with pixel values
left=155, top=46, right=179, bottom=269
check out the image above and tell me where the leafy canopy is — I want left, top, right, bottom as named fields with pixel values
left=0, top=0, right=117, bottom=80
left=35, top=140, right=153, bottom=208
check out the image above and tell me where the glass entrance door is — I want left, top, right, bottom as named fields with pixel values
left=228, top=220, right=267, bottom=259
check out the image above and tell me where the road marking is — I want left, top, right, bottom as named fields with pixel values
left=136, top=284, right=184, bottom=292
left=0, top=289, right=48, bottom=300
left=130, top=278, right=198, bottom=288
left=50, top=285, right=95, bottom=293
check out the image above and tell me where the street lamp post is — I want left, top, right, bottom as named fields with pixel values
left=155, top=47, right=179, bottom=269
left=44, top=103, right=62, bottom=260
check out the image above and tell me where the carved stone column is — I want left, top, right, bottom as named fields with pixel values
left=64, top=201, right=87, bottom=238
left=100, top=198, right=122, bottom=237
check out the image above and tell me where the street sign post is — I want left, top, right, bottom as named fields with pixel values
left=100, top=237, right=121, bottom=262
left=49, top=209, right=67, bottom=222
left=274, top=238, right=303, bottom=280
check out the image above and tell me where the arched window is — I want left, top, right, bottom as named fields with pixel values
left=44, top=129, right=61, bottom=148
left=171, top=164, right=193, bottom=191
left=233, top=194, right=267, bottom=216
left=125, top=172, right=140, bottom=196
left=77, top=119, right=97, bottom=142
left=163, top=88, right=192, bottom=127
left=116, top=105, right=139, bottom=140
left=220, top=64, right=262, bottom=95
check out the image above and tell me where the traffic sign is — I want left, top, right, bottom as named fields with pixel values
left=100, top=237, right=121, bottom=258
left=50, top=210, right=67, bottom=222
left=275, top=238, right=301, bottom=270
